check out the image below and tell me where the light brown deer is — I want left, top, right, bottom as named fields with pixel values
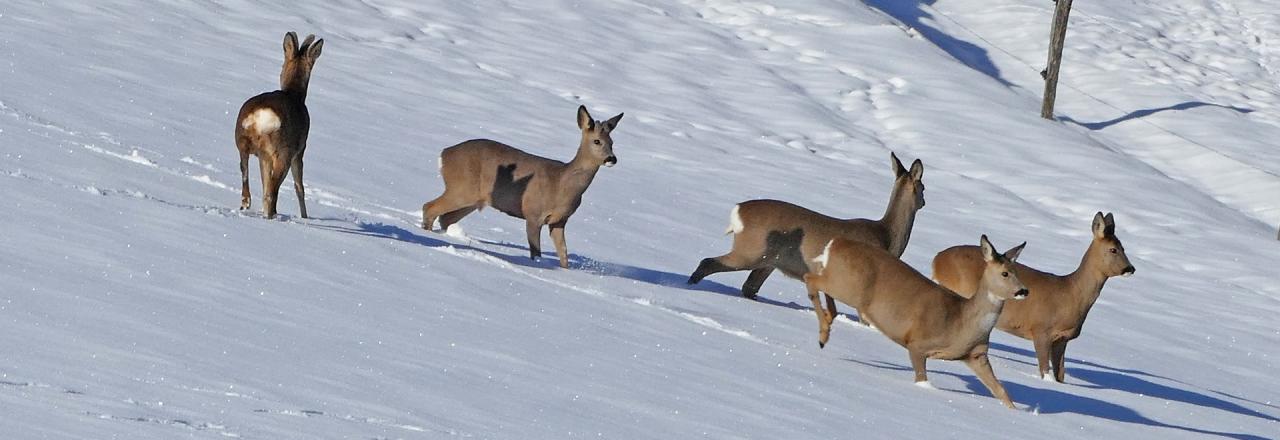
left=804, top=236, right=1028, bottom=409
left=422, top=105, right=623, bottom=268
left=932, top=212, right=1134, bottom=383
left=235, top=32, right=323, bottom=219
left=687, top=152, right=925, bottom=320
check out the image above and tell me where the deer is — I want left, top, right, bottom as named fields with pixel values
left=687, top=152, right=925, bottom=323
left=804, top=235, right=1029, bottom=409
left=931, top=212, right=1134, bottom=383
left=422, top=105, right=623, bottom=269
left=235, top=32, right=323, bottom=219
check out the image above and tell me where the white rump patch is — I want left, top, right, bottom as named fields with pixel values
left=241, top=108, right=281, bottom=134
left=437, top=156, right=443, bottom=172
left=725, top=204, right=745, bottom=235
left=914, top=381, right=936, bottom=389
left=813, top=239, right=835, bottom=270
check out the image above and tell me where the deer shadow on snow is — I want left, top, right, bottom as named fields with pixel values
left=1059, top=101, right=1254, bottom=130
left=863, top=0, right=1013, bottom=86
left=986, top=342, right=1280, bottom=424
left=310, top=220, right=809, bottom=311
left=845, top=358, right=1271, bottom=440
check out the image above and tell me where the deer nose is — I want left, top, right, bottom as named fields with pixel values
left=1014, top=289, right=1029, bottom=299
left=1122, top=266, right=1136, bottom=277
left=604, top=155, right=617, bottom=167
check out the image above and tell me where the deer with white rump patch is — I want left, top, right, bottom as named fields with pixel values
left=688, top=152, right=925, bottom=319
left=932, top=212, right=1135, bottom=383
left=422, top=105, right=623, bottom=268
left=804, top=235, right=1028, bottom=409
left=235, top=32, right=323, bottom=219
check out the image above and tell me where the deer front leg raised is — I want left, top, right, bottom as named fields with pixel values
left=965, top=351, right=1015, bottom=409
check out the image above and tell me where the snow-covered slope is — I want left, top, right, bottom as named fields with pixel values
left=1, top=0, right=1277, bottom=438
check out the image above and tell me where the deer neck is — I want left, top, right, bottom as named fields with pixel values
left=562, top=146, right=603, bottom=193
left=960, top=284, right=1007, bottom=335
left=1065, top=244, right=1109, bottom=312
left=878, top=182, right=918, bottom=257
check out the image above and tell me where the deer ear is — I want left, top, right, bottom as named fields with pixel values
left=283, top=32, right=300, bottom=60
left=306, top=38, right=324, bottom=61
left=1092, top=212, right=1107, bottom=239
left=300, top=34, right=316, bottom=49
left=980, top=235, right=997, bottom=262
left=909, top=159, right=924, bottom=181
left=577, top=105, right=594, bottom=130
left=604, top=113, right=624, bottom=131
left=891, top=152, right=907, bottom=177
left=1005, top=241, right=1026, bottom=263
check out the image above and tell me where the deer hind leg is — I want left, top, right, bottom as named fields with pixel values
left=803, top=274, right=831, bottom=348
left=688, top=231, right=767, bottom=287
left=1033, top=336, right=1054, bottom=381
left=525, top=218, right=544, bottom=261
left=741, top=267, right=774, bottom=300
left=965, top=351, right=1015, bottom=409
left=439, top=205, right=479, bottom=231
left=264, top=156, right=289, bottom=219
left=422, top=191, right=472, bottom=231
left=823, top=293, right=841, bottom=328
left=547, top=220, right=568, bottom=268
left=290, top=155, right=307, bottom=219
left=238, top=146, right=251, bottom=210
left=1051, top=340, right=1068, bottom=383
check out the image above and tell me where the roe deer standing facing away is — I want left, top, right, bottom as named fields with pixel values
left=687, top=152, right=925, bottom=316
left=422, top=105, right=623, bottom=269
left=804, top=236, right=1028, bottom=409
left=235, top=32, right=324, bottom=219
left=932, top=212, right=1134, bottom=383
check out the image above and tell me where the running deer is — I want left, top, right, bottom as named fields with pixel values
left=422, top=105, right=623, bottom=268
left=804, top=236, right=1028, bottom=409
left=687, top=152, right=925, bottom=315
left=931, top=212, right=1135, bottom=383
left=235, top=32, right=324, bottom=219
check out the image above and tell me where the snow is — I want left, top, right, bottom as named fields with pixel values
left=1, top=0, right=1278, bottom=439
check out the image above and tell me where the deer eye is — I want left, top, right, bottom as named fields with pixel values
left=1109, top=248, right=1117, bottom=254
left=1002, top=272, right=1009, bottom=278
left=593, top=139, right=601, bottom=145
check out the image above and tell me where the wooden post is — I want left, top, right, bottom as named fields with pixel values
left=1041, top=0, right=1074, bottom=119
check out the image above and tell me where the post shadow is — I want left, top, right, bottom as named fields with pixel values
left=844, top=358, right=1271, bottom=440
left=862, top=0, right=1012, bottom=86
left=1059, top=101, right=1254, bottom=130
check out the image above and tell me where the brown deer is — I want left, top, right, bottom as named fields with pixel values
left=931, top=212, right=1134, bottom=383
left=422, top=105, right=623, bottom=268
left=235, top=32, right=323, bottom=219
left=687, top=152, right=925, bottom=322
left=804, top=236, right=1028, bottom=409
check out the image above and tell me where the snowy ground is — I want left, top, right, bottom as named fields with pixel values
left=1, top=0, right=1277, bottom=438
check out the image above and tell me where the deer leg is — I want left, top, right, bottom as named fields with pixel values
left=258, top=156, right=274, bottom=218
left=909, top=350, right=929, bottom=384
left=1033, top=336, right=1053, bottom=381
left=804, top=275, right=831, bottom=348
left=238, top=149, right=251, bottom=210
left=741, top=267, right=774, bottom=300
left=549, top=220, right=569, bottom=269
left=965, top=351, right=1015, bottom=409
left=525, top=219, right=543, bottom=261
left=687, top=251, right=762, bottom=289
left=824, top=293, right=842, bottom=327
left=264, top=157, right=289, bottom=219
left=290, top=155, right=307, bottom=219
left=439, top=205, right=478, bottom=231
left=423, top=193, right=469, bottom=231
left=1051, top=340, right=1068, bottom=383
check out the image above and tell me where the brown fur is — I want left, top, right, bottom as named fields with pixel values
left=422, top=105, right=624, bottom=268
left=931, top=212, right=1135, bottom=382
left=805, top=236, right=1028, bottom=408
left=687, top=152, right=925, bottom=328
left=235, top=32, right=324, bottom=219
